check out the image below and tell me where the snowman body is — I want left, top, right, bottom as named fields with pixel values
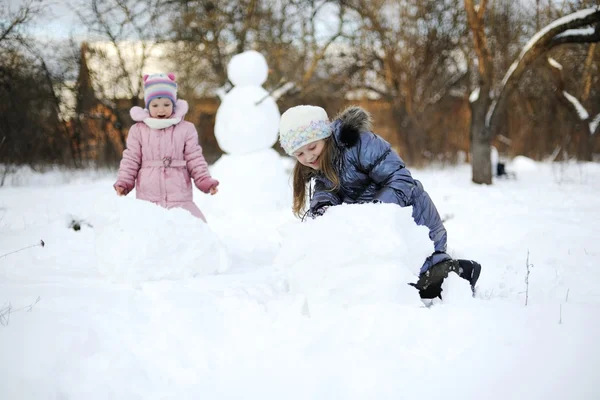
left=209, top=51, right=291, bottom=213
left=214, top=85, right=280, bottom=154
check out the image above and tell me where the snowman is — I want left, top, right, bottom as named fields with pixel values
left=208, top=50, right=291, bottom=213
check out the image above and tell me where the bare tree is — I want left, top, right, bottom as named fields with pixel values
left=546, top=54, right=600, bottom=160
left=464, top=1, right=600, bottom=184
left=338, top=0, right=467, bottom=163
left=0, top=0, right=74, bottom=174
left=0, top=0, right=43, bottom=47
left=166, top=0, right=262, bottom=94
left=167, top=0, right=348, bottom=98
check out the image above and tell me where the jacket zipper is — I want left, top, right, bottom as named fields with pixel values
left=163, top=128, right=168, bottom=203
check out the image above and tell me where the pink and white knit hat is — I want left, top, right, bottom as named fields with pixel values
left=279, top=105, right=332, bottom=155
left=143, top=73, right=177, bottom=108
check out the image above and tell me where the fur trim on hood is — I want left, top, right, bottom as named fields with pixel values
left=334, top=106, right=373, bottom=147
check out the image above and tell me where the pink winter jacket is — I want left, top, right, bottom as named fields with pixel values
left=114, top=100, right=218, bottom=206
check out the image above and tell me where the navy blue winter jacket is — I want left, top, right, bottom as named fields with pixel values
left=308, top=106, right=448, bottom=252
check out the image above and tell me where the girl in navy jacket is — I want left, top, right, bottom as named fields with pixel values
left=278, top=105, right=481, bottom=299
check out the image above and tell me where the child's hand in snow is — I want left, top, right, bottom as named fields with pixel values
left=311, top=205, right=330, bottom=218
left=209, top=186, right=218, bottom=195
left=115, top=186, right=127, bottom=196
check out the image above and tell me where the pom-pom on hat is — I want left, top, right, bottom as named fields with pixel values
left=143, top=72, right=177, bottom=109
left=279, top=105, right=332, bottom=155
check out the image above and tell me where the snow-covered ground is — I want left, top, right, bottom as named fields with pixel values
left=1, top=158, right=599, bottom=400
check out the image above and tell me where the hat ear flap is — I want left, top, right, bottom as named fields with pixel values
left=143, top=74, right=150, bottom=82
left=167, top=73, right=176, bottom=81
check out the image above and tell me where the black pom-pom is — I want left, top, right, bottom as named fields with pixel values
left=334, top=106, right=372, bottom=148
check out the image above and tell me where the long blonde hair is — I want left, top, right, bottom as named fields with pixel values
left=291, top=137, right=340, bottom=218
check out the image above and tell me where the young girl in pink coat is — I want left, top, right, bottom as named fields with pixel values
left=113, top=73, right=219, bottom=222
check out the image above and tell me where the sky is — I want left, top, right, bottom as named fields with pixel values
left=7, top=0, right=88, bottom=40
left=8, top=0, right=588, bottom=42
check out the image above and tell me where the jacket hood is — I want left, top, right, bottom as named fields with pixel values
left=333, top=106, right=373, bottom=147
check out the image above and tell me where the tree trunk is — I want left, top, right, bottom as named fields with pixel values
left=464, top=0, right=493, bottom=184
left=472, top=134, right=492, bottom=184
left=470, top=99, right=492, bottom=184
left=577, top=126, right=593, bottom=161
left=392, top=106, right=415, bottom=164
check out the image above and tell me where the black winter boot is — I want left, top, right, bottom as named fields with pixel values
left=410, top=259, right=482, bottom=299
left=456, top=259, right=482, bottom=295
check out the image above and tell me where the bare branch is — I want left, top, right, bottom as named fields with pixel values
left=590, top=113, right=600, bottom=135
left=477, top=0, right=488, bottom=20
left=486, top=8, right=600, bottom=136
left=302, top=11, right=345, bottom=86
left=550, top=24, right=600, bottom=45
left=545, top=56, right=592, bottom=128
left=559, top=304, right=562, bottom=324
left=0, top=13, right=28, bottom=43
left=424, top=72, right=468, bottom=106
left=0, top=0, right=42, bottom=44
left=525, top=250, right=533, bottom=306
left=352, top=84, right=393, bottom=101
left=464, top=0, right=493, bottom=82
left=235, top=0, right=258, bottom=53
left=581, top=43, right=596, bottom=101
left=90, top=0, right=135, bottom=97
left=0, top=297, right=41, bottom=327
left=0, top=240, right=45, bottom=259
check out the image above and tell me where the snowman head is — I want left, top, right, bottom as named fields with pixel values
left=214, top=50, right=281, bottom=155
left=227, top=50, right=268, bottom=87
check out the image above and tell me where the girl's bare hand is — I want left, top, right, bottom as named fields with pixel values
left=209, top=186, right=218, bottom=195
left=115, top=186, right=127, bottom=196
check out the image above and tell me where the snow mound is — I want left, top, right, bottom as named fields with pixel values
left=94, top=198, right=229, bottom=282
left=0, top=164, right=113, bottom=187
left=510, top=156, right=538, bottom=172
left=274, top=203, right=433, bottom=306
left=441, top=273, right=474, bottom=304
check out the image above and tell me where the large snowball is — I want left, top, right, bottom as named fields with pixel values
left=214, top=86, right=280, bottom=154
left=94, top=198, right=229, bottom=282
left=273, top=203, right=433, bottom=307
left=440, top=273, right=474, bottom=304
left=227, top=50, right=268, bottom=86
